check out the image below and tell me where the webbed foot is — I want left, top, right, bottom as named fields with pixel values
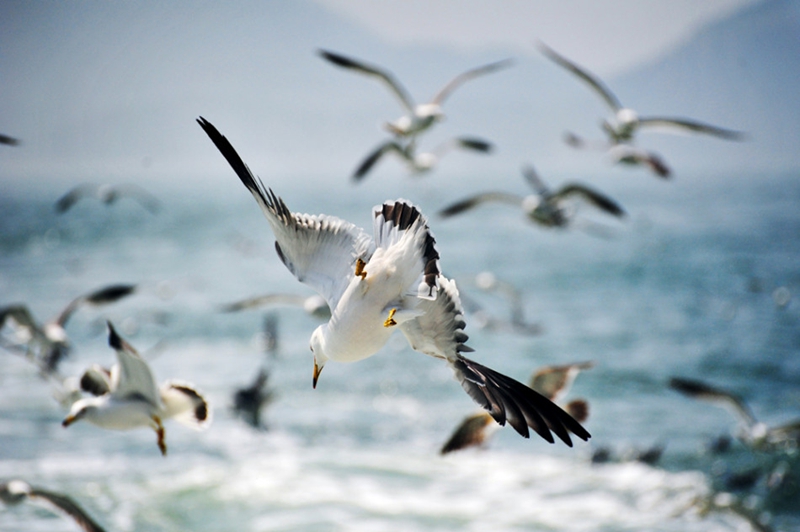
left=153, top=415, right=167, bottom=456
left=383, top=308, right=397, bottom=328
left=355, top=258, right=367, bottom=279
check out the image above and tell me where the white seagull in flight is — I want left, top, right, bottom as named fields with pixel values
left=197, top=117, right=590, bottom=446
left=318, top=49, right=513, bottom=139
left=537, top=41, right=745, bottom=145
left=62, top=322, right=211, bottom=455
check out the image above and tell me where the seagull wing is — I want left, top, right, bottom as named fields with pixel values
left=0, top=134, right=21, bottom=146
left=318, top=49, right=416, bottom=114
left=430, top=58, right=514, bottom=105
left=219, top=293, right=309, bottom=312
left=669, top=377, right=757, bottom=429
left=54, top=284, right=137, bottom=327
left=80, top=364, right=113, bottom=396
left=198, top=117, right=375, bottom=310
left=0, top=304, right=46, bottom=341
left=438, top=192, right=525, bottom=218
left=636, top=117, right=746, bottom=140
left=27, top=488, right=108, bottom=532
left=54, top=184, right=101, bottom=213
left=440, top=411, right=496, bottom=454
left=530, top=361, right=595, bottom=401
left=401, top=277, right=590, bottom=446
left=552, top=184, right=626, bottom=218
left=431, top=137, right=494, bottom=158
left=537, top=41, right=622, bottom=112
left=107, top=323, right=161, bottom=407
left=608, top=144, right=672, bottom=178
left=112, top=184, right=162, bottom=214
left=353, top=140, right=406, bottom=181
left=520, top=164, right=551, bottom=196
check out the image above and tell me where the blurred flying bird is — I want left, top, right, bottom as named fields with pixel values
left=0, top=283, right=137, bottom=374
left=55, top=183, right=160, bottom=214
left=669, top=377, right=800, bottom=451
left=439, top=164, right=625, bottom=232
left=565, top=132, right=672, bottom=178
left=220, top=292, right=331, bottom=320
left=319, top=49, right=513, bottom=139
left=62, top=322, right=212, bottom=456
left=198, top=116, right=590, bottom=447
left=0, top=479, right=107, bottom=532
left=0, top=134, right=20, bottom=146
left=232, top=368, right=276, bottom=429
left=353, top=136, right=493, bottom=181
left=537, top=41, right=745, bottom=144
left=467, top=271, right=542, bottom=336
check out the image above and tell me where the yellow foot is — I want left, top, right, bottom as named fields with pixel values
left=153, top=415, right=167, bottom=457
left=383, top=308, right=397, bottom=328
left=355, top=258, right=367, bottom=279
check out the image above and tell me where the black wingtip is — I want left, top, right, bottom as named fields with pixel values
left=107, top=321, right=122, bottom=350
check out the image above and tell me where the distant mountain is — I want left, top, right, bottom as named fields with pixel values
left=611, top=0, right=800, bottom=173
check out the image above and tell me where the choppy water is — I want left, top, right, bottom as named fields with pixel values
left=1, top=169, right=799, bottom=531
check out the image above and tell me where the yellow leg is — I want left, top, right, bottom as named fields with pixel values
left=153, top=415, right=167, bottom=457
left=383, top=308, right=397, bottom=328
left=354, top=258, right=367, bottom=279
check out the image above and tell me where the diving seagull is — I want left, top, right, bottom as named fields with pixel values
left=0, top=283, right=137, bottom=374
left=441, top=360, right=594, bottom=454
left=669, top=376, right=800, bottom=452
left=319, top=49, right=513, bottom=139
left=55, top=183, right=160, bottom=214
left=1, top=479, right=107, bottom=532
left=62, top=322, right=211, bottom=456
left=537, top=41, right=745, bottom=144
left=439, top=164, right=626, bottom=232
left=353, top=136, right=493, bottom=181
left=197, top=116, right=590, bottom=447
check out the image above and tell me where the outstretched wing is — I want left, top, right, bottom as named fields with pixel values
left=107, top=322, right=161, bottom=408
left=552, top=184, right=626, bottom=218
left=438, top=192, right=525, bottom=218
left=530, top=361, right=595, bottom=401
left=28, top=487, right=108, bottom=532
left=669, top=377, right=757, bottom=429
left=54, top=283, right=137, bottom=327
left=401, top=277, right=590, bottom=446
left=537, top=41, right=622, bottom=112
left=198, top=117, right=375, bottom=310
left=54, top=183, right=101, bottom=213
left=637, top=117, right=745, bottom=140
left=353, top=141, right=405, bottom=181
left=318, top=49, right=416, bottom=115
left=430, top=58, right=514, bottom=105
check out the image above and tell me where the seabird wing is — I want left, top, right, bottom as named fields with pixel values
left=0, top=134, right=20, bottom=146
left=636, top=117, right=746, bottom=140
left=54, top=284, right=137, bottom=327
left=537, top=41, right=622, bottom=112
left=401, top=277, right=590, bottom=446
left=159, top=380, right=212, bottom=430
left=27, top=487, right=108, bottom=532
left=107, top=322, right=161, bottom=407
left=669, top=377, right=757, bottom=429
left=438, top=192, right=525, bottom=218
left=432, top=137, right=494, bottom=158
left=219, top=293, right=308, bottom=312
left=530, top=361, right=595, bottom=401
left=54, top=183, right=100, bottom=213
left=198, top=117, right=375, bottom=310
left=440, top=411, right=496, bottom=454
left=521, top=164, right=550, bottom=196
left=112, top=184, right=161, bottom=214
left=608, top=144, right=671, bottom=178
left=353, top=140, right=405, bottom=181
left=552, top=184, right=626, bottom=218
left=430, top=58, right=514, bottom=105
left=318, top=49, right=416, bottom=114
left=0, top=304, right=45, bottom=342
left=79, top=364, right=113, bottom=396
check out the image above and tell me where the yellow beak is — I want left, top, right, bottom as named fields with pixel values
left=313, top=360, right=323, bottom=389
left=62, top=415, right=75, bottom=428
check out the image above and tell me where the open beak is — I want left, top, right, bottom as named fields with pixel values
left=312, top=360, right=323, bottom=389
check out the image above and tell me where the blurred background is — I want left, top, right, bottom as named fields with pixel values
left=1, top=1, right=799, bottom=531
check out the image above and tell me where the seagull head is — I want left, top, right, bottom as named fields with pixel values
left=614, top=108, right=639, bottom=140
left=310, top=326, right=328, bottom=389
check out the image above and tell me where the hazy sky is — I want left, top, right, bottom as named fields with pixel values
left=316, top=0, right=755, bottom=75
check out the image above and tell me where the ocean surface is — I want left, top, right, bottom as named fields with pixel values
left=1, top=168, right=799, bottom=531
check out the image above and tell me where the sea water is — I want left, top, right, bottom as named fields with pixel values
left=0, top=169, right=798, bottom=531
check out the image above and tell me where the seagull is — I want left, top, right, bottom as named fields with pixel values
left=669, top=377, right=800, bottom=452
left=565, top=131, right=672, bottom=178
left=440, top=360, right=594, bottom=454
left=319, top=49, right=513, bottom=139
left=353, top=136, right=493, bottom=181
left=197, top=116, right=590, bottom=447
left=219, top=292, right=330, bottom=320
left=1, top=479, right=107, bottom=532
left=232, top=368, right=276, bottom=430
left=438, top=164, right=626, bottom=231
left=537, top=41, right=745, bottom=144
left=0, top=283, right=137, bottom=374
left=62, top=322, right=212, bottom=456
left=55, top=183, right=160, bottom=214
left=467, top=271, right=542, bottom=336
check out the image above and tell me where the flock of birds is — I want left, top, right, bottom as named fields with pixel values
left=1, top=42, right=793, bottom=532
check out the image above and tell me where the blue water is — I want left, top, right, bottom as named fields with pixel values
left=1, top=169, right=799, bottom=531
